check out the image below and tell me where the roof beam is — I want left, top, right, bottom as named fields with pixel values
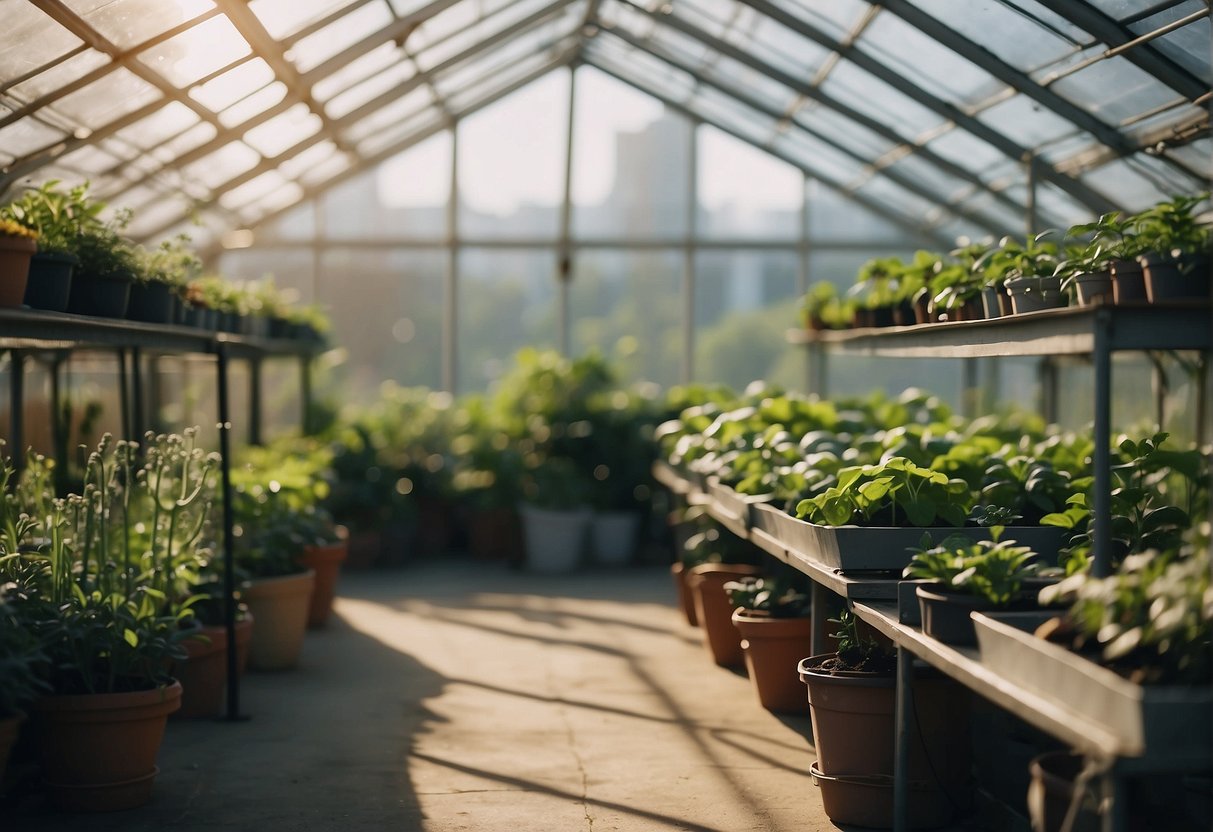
left=603, top=27, right=1006, bottom=236
left=1028, top=0, right=1209, bottom=103
left=584, top=57, right=952, bottom=247
left=727, top=0, right=1117, bottom=212
left=196, top=48, right=581, bottom=260
left=876, top=0, right=1190, bottom=174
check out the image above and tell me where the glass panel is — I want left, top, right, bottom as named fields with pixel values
left=250, top=0, right=360, bottom=41
left=324, top=60, right=417, bottom=120
left=1165, top=138, right=1213, bottom=182
left=693, top=249, right=803, bottom=391
left=277, top=140, right=338, bottom=180
left=457, top=70, right=568, bottom=239
left=571, top=249, right=682, bottom=387
left=220, top=170, right=288, bottom=210
left=807, top=179, right=921, bottom=243
left=723, top=11, right=834, bottom=85
left=689, top=87, right=773, bottom=147
left=584, top=35, right=698, bottom=101
left=0, top=118, right=68, bottom=163
left=63, top=0, right=215, bottom=50
left=413, top=0, right=554, bottom=73
left=884, top=151, right=972, bottom=204
left=0, top=4, right=85, bottom=82
left=951, top=189, right=1026, bottom=234
left=797, top=106, right=899, bottom=161
left=238, top=182, right=304, bottom=223
left=1131, top=4, right=1210, bottom=82
left=1050, top=58, right=1180, bottom=124
left=189, top=58, right=275, bottom=112
left=697, top=125, right=802, bottom=238
left=908, top=0, right=1080, bottom=73
left=219, top=81, right=288, bottom=127
left=110, top=101, right=198, bottom=150
left=243, top=104, right=322, bottom=157
left=298, top=150, right=351, bottom=187
left=315, top=248, right=445, bottom=395
left=852, top=174, right=935, bottom=222
left=410, top=1, right=481, bottom=52
left=256, top=202, right=315, bottom=240
left=343, top=86, right=432, bottom=142
left=821, top=61, right=947, bottom=138
left=771, top=129, right=865, bottom=184
left=54, top=143, right=124, bottom=176
left=123, top=193, right=191, bottom=237
left=924, top=128, right=1008, bottom=178
left=373, top=133, right=451, bottom=238
left=290, top=2, right=393, bottom=73
left=858, top=11, right=1002, bottom=105
left=1026, top=182, right=1093, bottom=231
left=458, top=247, right=558, bottom=392
left=137, top=14, right=249, bottom=87
left=356, top=110, right=443, bottom=158
left=150, top=120, right=217, bottom=162
left=7, top=50, right=111, bottom=104
left=180, top=141, right=260, bottom=188
left=1081, top=159, right=1173, bottom=211
left=572, top=67, right=689, bottom=239
left=54, top=66, right=160, bottom=128
left=312, top=41, right=401, bottom=101
left=975, top=93, right=1077, bottom=149
left=767, top=0, right=870, bottom=40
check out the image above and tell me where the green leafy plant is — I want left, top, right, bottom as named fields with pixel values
left=723, top=576, right=811, bottom=618
left=137, top=234, right=201, bottom=288
left=0, top=587, right=48, bottom=717
left=1129, top=192, right=1211, bottom=258
left=0, top=179, right=105, bottom=255
left=828, top=609, right=895, bottom=673
left=74, top=209, right=139, bottom=281
left=796, top=457, right=970, bottom=527
left=905, top=530, right=1041, bottom=606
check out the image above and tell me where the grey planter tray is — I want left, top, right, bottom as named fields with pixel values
left=749, top=505, right=1065, bottom=572
left=705, top=480, right=774, bottom=530
left=973, top=611, right=1213, bottom=763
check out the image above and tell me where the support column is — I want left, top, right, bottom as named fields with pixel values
left=893, top=646, right=914, bottom=832
left=1092, top=309, right=1112, bottom=577
left=215, top=343, right=243, bottom=721
left=682, top=122, right=699, bottom=384
left=557, top=65, right=576, bottom=356
left=444, top=125, right=459, bottom=393
left=248, top=357, right=263, bottom=446
left=9, top=351, right=24, bottom=480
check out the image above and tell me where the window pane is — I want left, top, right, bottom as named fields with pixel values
left=459, top=248, right=558, bottom=392
left=190, top=59, right=275, bottom=112
left=54, top=67, right=160, bottom=128
left=290, top=2, right=393, bottom=73
left=698, top=125, right=803, bottom=238
left=250, top=0, right=360, bottom=40
left=572, top=67, right=689, bottom=239
left=457, top=71, right=568, bottom=239
left=243, top=103, right=322, bottom=157
left=571, top=249, right=682, bottom=388
left=807, top=179, right=922, bottom=244
left=64, top=0, right=214, bottom=50
left=138, top=15, right=250, bottom=87
left=694, top=250, right=803, bottom=391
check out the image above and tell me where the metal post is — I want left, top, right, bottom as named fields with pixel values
left=118, top=348, right=131, bottom=442
left=130, top=346, right=144, bottom=440
left=1039, top=356, right=1060, bottom=424
left=444, top=124, right=459, bottom=393
left=893, top=645, right=913, bottom=832
left=49, top=355, right=64, bottom=491
left=1024, top=152, right=1038, bottom=237
left=1092, top=309, right=1112, bottom=577
left=9, top=351, right=24, bottom=480
left=147, top=354, right=163, bottom=435
left=809, top=582, right=829, bottom=656
left=682, top=121, right=698, bottom=384
left=300, top=358, right=313, bottom=436
left=248, top=357, right=263, bottom=446
left=799, top=174, right=811, bottom=298
left=215, top=343, right=243, bottom=720
left=557, top=65, right=576, bottom=356
left=962, top=357, right=979, bottom=420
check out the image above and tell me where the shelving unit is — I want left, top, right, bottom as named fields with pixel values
left=0, top=308, right=325, bottom=721
left=658, top=301, right=1212, bottom=832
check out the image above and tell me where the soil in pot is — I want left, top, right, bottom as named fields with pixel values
left=688, top=563, right=763, bottom=667
left=1110, top=259, right=1147, bottom=304
left=671, top=562, right=698, bottom=627
left=25, top=251, right=76, bottom=312
left=243, top=570, right=315, bottom=671
left=1027, top=751, right=1099, bottom=832
left=1141, top=253, right=1211, bottom=303
left=298, top=538, right=348, bottom=628
left=172, top=626, right=228, bottom=719
left=732, top=609, right=812, bottom=713
left=0, top=234, right=36, bottom=308
left=32, top=680, right=182, bottom=812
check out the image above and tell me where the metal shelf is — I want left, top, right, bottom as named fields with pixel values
left=787, top=302, right=1212, bottom=358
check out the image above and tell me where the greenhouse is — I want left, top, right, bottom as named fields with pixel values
left=0, top=0, right=1209, bottom=830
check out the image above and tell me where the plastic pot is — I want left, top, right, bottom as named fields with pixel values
left=1070, top=271, right=1113, bottom=306
left=1109, top=259, right=1146, bottom=303
left=1140, top=252, right=1211, bottom=303
left=126, top=280, right=176, bottom=323
left=916, top=585, right=997, bottom=647
left=67, top=271, right=132, bottom=318
left=1005, top=275, right=1065, bottom=314
left=590, top=511, right=640, bottom=566
left=173, top=626, right=228, bottom=718
left=732, top=609, right=812, bottom=713
left=810, top=762, right=953, bottom=830
left=519, top=505, right=590, bottom=573
left=688, top=563, right=762, bottom=667
left=25, top=251, right=75, bottom=311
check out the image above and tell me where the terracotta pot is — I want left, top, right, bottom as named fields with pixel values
left=299, top=539, right=348, bottom=628
left=1110, top=259, right=1147, bottom=303
left=0, top=234, right=36, bottom=308
left=1027, top=751, right=1099, bottom=832
left=1141, top=252, right=1211, bottom=303
left=809, top=762, right=953, bottom=830
left=688, top=563, right=763, bottom=667
left=172, top=626, right=228, bottom=718
left=670, top=562, right=698, bottom=627
left=0, top=715, right=19, bottom=785
left=242, top=570, right=315, bottom=671
left=732, top=609, right=812, bottom=713
left=24, top=251, right=75, bottom=311
left=32, top=680, right=181, bottom=811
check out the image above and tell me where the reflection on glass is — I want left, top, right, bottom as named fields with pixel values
left=697, top=125, right=802, bottom=238
left=457, top=70, right=568, bottom=239
left=571, top=67, right=690, bottom=239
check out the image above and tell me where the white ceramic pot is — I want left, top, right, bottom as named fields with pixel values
left=520, top=505, right=590, bottom=573
left=590, top=511, right=640, bottom=566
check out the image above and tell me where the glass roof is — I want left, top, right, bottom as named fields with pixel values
left=0, top=0, right=1206, bottom=246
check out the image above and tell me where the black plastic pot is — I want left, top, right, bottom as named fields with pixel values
left=67, top=271, right=132, bottom=318
left=126, top=281, right=176, bottom=324
left=1005, top=275, right=1065, bottom=315
left=917, top=586, right=996, bottom=646
left=1071, top=271, right=1113, bottom=306
left=1109, top=259, right=1146, bottom=303
left=1141, top=253, right=1211, bottom=303
left=25, top=252, right=76, bottom=312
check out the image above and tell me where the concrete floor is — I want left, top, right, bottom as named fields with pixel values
left=6, top=561, right=847, bottom=831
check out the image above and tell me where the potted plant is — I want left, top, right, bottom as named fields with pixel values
left=0, top=587, right=47, bottom=786
left=724, top=576, right=812, bottom=712
left=518, top=456, right=593, bottom=573
left=0, top=180, right=102, bottom=312
left=1131, top=192, right=1211, bottom=302
left=905, top=530, right=1045, bottom=645
left=130, top=235, right=200, bottom=324
left=800, top=281, right=853, bottom=331
left=68, top=209, right=138, bottom=318
left=992, top=233, right=1064, bottom=314
left=584, top=389, right=657, bottom=566
left=849, top=257, right=902, bottom=328
left=0, top=218, right=38, bottom=308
